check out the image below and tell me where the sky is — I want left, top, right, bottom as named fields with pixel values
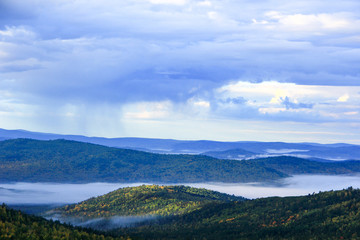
left=0, top=0, right=359, bottom=143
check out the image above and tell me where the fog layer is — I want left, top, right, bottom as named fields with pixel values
left=47, top=215, right=157, bottom=230
left=1, top=175, right=360, bottom=204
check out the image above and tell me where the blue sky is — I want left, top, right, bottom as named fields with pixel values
left=0, top=0, right=359, bottom=143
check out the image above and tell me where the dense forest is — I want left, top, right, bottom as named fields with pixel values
left=1, top=139, right=360, bottom=184
left=2, top=187, right=360, bottom=239
left=0, top=138, right=286, bottom=183
left=252, top=156, right=360, bottom=175
left=117, top=187, right=360, bottom=239
left=0, top=204, right=129, bottom=239
left=53, top=185, right=244, bottom=219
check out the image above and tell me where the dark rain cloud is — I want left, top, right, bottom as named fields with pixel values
left=0, top=0, right=359, bottom=139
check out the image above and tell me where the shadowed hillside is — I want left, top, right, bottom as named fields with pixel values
left=0, top=204, right=128, bottom=239
left=0, top=139, right=287, bottom=183
left=118, top=187, right=360, bottom=239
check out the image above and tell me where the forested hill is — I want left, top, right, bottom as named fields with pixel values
left=251, top=156, right=360, bottom=175
left=1, top=139, right=360, bottom=184
left=121, top=187, right=360, bottom=239
left=0, top=138, right=286, bottom=183
left=53, top=185, right=245, bottom=219
left=0, top=204, right=128, bottom=239
left=3, top=187, right=360, bottom=239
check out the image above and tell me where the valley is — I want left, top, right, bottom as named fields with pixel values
left=2, top=185, right=360, bottom=239
left=2, top=0, right=359, bottom=238
left=1, top=136, right=360, bottom=239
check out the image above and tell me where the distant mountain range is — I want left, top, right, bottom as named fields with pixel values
left=0, top=128, right=359, bottom=160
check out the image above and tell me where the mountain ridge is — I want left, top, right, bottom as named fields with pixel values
left=0, top=128, right=359, bottom=160
left=0, top=138, right=286, bottom=183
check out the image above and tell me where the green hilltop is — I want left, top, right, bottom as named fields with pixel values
left=3, top=186, right=360, bottom=239
left=53, top=185, right=244, bottom=218
left=119, top=187, right=360, bottom=239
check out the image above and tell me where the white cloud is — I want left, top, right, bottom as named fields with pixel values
left=259, top=11, right=360, bottom=34
left=218, top=81, right=359, bottom=103
left=123, top=101, right=173, bottom=120
left=280, top=13, right=350, bottom=29
left=216, top=81, right=360, bottom=121
left=344, top=111, right=358, bottom=115
left=258, top=107, right=286, bottom=114
left=197, top=1, right=212, bottom=7
left=148, top=0, right=188, bottom=5
left=337, top=94, right=350, bottom=102
left=207, top=11, right=218, bottom=20
left=0, top=26, right=36, bottom=41
left=193, top=100, right=210, bottom=108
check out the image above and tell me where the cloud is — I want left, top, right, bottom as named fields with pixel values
left=0, top=0, right=359, bottom=142
left=220, top=97, right=247, bottom=105
left=148, top=0, right=188, bottom=5
left=262, top=11, right=359, bottom=32
left=280, top=96, right=314, bottom=110
left=337, top=94, right=350, bottom=102
left=215, top=81, right=360, bottom=123
left=123, top=101, right=173, bottom=120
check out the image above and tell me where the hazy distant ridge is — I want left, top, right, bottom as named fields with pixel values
left=1, top=138, right=360, bottom=184
left=0, top=128, right=359, bottom=160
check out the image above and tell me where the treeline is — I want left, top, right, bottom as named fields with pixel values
left=252, top=156, right=360, bottom=175
left=118, top=187, right=360, bottom=239
left=3, top=187, right=360, bottom=239
left=0, top=138, right=286, bottom=183
left=0, top=204, right=129, bottom=240
left=55, top=185, right=244, bottom=218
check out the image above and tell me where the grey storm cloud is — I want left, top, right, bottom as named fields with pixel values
left=0, top=0, right=360, bottom=142
left=1, top=0, right=359, bottom=105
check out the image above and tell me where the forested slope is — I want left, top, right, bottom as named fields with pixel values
left=3, top=186, right=360, bottom=239
left=252, top=156, right=360, bottom=174
left=120, top=188, right=360, bottom=239
left=1, top=139, right=360, bottom=184
left=53, top=185, right=245, bottom=219
left=0, top=139, right=286, bottom=183
left=0, top=204, right=128, bottom=240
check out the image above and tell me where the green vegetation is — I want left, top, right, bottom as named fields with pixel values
left=252, top=156, right=360, bottom=175
left=55, top=185, right=244, bottom=219
left=3, top=186, right=360, bottom=239
left=52, top=185, right=360, bottom=239
left=1, top=139, right=360, bottom=184
left=0, top=204, right=129, bottom=240
left=119, top=187, right=360, bottom=239
left=0, top=138, right=286, bottom=183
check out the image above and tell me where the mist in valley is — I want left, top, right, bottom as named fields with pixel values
left=1, top=175, right=360, bottom=206
left=46, top=214, right=158, bottom=230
